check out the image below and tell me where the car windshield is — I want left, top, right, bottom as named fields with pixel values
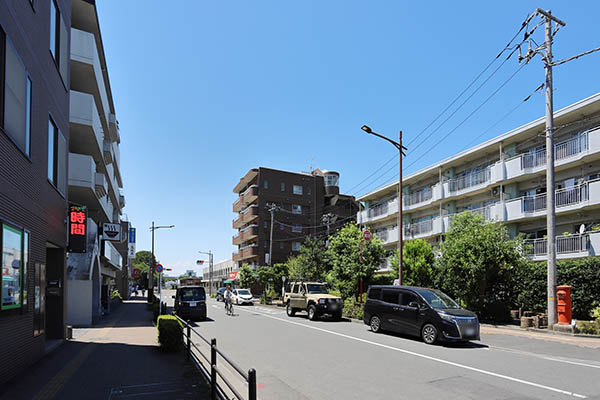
left=181, top=288, right=206, bottom=301
left=237, top=290, right=251, bottom=295
left=416, top=289, right=460, bottom=309
left=306, top=284, right=328, bottom=294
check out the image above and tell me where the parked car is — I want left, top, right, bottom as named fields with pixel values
left=363, top=285, right=480, bottom=345
left=233, top=288, right=253, bottom=305
left=284, top=281, right=343, bottom=320
left=173, top=286, right=207, bottom=321
left=216, top=287, right=226, bottom=302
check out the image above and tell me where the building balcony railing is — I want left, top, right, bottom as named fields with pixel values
left=448, top=168, right=491, bottom=193
left=524, top=232, right=600, bottom=261
left=404, top=187, right=433, bottom=207
left=232, top=206, right=259, bottom=229
left=232, top=224, right=259, bottom=245
left=522, top=182, right=589, bottom=214
left=233, top=185, right=259, bottom=212
left=232, top=244, right=259, bottom=262
left=404, top=218, right=434, bottom=238
left=68, top=153, right=111, bottom=222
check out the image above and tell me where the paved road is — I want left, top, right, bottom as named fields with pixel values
left=161, top=290, right=600, bottom=400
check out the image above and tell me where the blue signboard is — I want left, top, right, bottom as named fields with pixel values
left=129, top=227, right=136, bottom=243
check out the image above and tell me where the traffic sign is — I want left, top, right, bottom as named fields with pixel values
left=132, top=268, right=140, bottom=278
left=155, top=264, right=163, bottom=273
left=363, top=229, right=372, bottom=241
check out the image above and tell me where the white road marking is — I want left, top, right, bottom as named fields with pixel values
left=541, top=357, right=600, bottom=370
left=236, top=307, right=588, bottom=399
left=489, top=344, right=600, bottom=370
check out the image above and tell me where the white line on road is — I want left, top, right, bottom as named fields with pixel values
left=488, top=344, right=600, bottom=370
left=238, top=307, right=588, bottom=399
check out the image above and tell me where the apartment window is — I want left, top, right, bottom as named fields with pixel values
left=292, top=224, right=302, bottom=233
left=264, top=241, right=267, bottom=249
left=281, top=182, right=285, bottom=192
left=264, top=221, right=267, bottom=229
left=280, top=222, right=284, bottom=230
left=1, top=30, right=32, bottom=156
left=280, top=242, right=284, bottom=249
left=264, top=180, right=268, bottom=189
left=307, top=186, right=311, bottom=195
left=1, top=223, right=24, bottom=311
left=49, top=0, right=68, bottom=82
left=292, top=242, right=301, bottom=251
left=47, top=117, right=67, bottom=195
left=293, top=185, right=303, bottom=195
left=292, top=204, right=302, bottom=215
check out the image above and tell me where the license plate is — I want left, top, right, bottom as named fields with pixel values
left=189, top=302, right=197, bottom=307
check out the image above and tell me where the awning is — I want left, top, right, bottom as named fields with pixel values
left=223, top=279, right=235, bottom=284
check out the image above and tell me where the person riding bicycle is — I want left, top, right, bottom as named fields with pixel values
left=224, top=285, right=233, bottom=311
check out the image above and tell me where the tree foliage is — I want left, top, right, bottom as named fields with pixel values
left=391, top=239, right=435, bottom=287
left=326, top=223, right=385, bottom=300
left=239, top=264, right=257, bottom=289
left=435, top=212, right=525, bottom=319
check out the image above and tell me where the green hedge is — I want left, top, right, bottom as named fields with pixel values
left=152, top=300, right=168, bottom=322
left=157, top=315, right=184, bottom=351
left=512, top=257, right=600, bottom=320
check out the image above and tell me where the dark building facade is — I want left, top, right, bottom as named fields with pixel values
left=0, top=0, right=71, bottom=385
left=232, top=167, right=358, bottom=267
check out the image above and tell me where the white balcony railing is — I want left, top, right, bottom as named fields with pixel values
left=524, top=233, right=590, bottom=257
left=404, top=187, right=433, bottom=207
left=449, top=167, right=491, bottom=192
left=519, top=131, right=589, bottom=169
left=522, top=182, right=589, bottom=213
left=404, top=219, right=433, bottom=236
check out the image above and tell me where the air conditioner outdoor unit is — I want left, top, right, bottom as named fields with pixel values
left=491, top=187, right=499, bottom=196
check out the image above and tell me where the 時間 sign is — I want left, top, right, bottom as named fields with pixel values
left=68, top=205, right=87, bottom=253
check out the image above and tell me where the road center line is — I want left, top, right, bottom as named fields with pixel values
left=238, top=307, right=587, bottom=399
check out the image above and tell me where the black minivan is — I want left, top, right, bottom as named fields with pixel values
left=363, top=285, right=480, bottom=344
left=173, top=286, right=207, bottom=321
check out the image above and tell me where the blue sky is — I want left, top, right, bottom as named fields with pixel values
left=97, top=1, right=600, bottom=277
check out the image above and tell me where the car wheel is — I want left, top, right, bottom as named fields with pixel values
left=370, top=316, right=382, bottom=333
left=286, top=303, right=296, bottom=317
left=308, top=305, right=318, bottom=321
left=422, top=323, right=438, bottom=345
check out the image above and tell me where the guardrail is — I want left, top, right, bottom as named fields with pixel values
left=175, top=315, right=257, bottom=400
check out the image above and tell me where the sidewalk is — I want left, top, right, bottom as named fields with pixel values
left=0, top=298, right=210, bottom=400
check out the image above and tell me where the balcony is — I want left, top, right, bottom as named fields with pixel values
left=447, top=167, right=491, bottom=195
left=360, top=198, right=398, bottom=224
left=232, top=185, right=259, bottom=212
left=232, top=205, right=259, bottom=229
left=68, top=153, right=111, bottom=222
left=70, top=28, right=111, bottom=131
left=506, top=180, right=600, bottom=221
left=505, top=130, right=598, bottom=180
left=375, top=227, right=399, bottom=245
left=108, top=113, right=120, bottom=143
left=69, top=91, right=104, bottom=164
left=232, top=244, right=259, bottom=262
left=232, top=224, right=259, bottom=245
left=524, top=232, right=600, bottom=261
left=403, top=184, right=442, bottom=211
left=404, top=217, right=442, bottom=240
left=103, top=139, right=114, bottom=165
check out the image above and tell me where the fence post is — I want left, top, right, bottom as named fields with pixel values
left=186, top=320, right=191, bottom=362
left=248, top=368, right=257, bottom=400
left=211, top=338, right=217, bottom=400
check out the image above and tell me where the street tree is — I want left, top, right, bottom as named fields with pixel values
left=326, top=223, right=385, bottom=300
left=435, top=212, right=525, bottom=319
left=297, top=235, right=331, bottom=281
left=390, top=239, right=435, bottom=287
left=133, top=250, right=156, bottom=270
left=239, top=264, right=257, bottom=289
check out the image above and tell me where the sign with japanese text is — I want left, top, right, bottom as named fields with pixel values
left=228, top=271, right=238, bottom=280
left=68, top=205, right=87, bottom=253
left=103, top=223, right=122, bottom=241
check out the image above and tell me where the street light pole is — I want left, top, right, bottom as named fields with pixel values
left=199, top=250, right=213, bottom=295
left=148, top=222, right=175, bottom=303
left=361, top=125, right=407, bottom=285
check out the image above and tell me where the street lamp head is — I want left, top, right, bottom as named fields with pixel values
left=361, top=125, right=372, bottom=134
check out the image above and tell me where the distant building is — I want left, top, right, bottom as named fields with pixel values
left=203, top=259, right=237, bottom=292
left=232, top=167, right=358, bottom=267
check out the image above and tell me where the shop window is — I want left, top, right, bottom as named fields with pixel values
left=1, top=224, right=23, bottom=311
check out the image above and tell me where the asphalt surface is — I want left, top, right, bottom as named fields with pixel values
left=161, top=290, right=600, bottom=400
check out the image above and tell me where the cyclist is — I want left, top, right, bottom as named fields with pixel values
left=224, top=285, right=234, bottom=314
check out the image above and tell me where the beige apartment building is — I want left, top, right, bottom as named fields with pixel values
left=358, top=93, right=600, bottom=271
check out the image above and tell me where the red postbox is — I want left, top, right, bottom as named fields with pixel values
left=556, top=285, right=572, bottom=325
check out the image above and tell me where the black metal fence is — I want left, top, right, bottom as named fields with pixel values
left=175, top=315, right=257, bottom=400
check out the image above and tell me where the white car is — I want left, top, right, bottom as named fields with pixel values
left=233, top=289, right=253, bottom=305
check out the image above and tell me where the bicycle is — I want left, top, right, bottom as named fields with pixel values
left=225, top=298, right=234, bottom=316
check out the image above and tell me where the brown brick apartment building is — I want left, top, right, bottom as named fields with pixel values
left=232, top=167, right=358, bottom=267
left=0, top=0, right=71, bottom=385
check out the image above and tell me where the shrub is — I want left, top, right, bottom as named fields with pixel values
left=152, top=301, right=168, bottom=322
left=342, top=295, right=365, bottom=320
left=591, top=305, right=600, bottom=321
left=576, top=320, right=600, bottom=335
left=110, top=288, right=122, bottom=300
left=157, top=315, right=184, bottom=351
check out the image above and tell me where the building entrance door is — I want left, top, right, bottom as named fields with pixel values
left=45, top=246, right=65, bottom=339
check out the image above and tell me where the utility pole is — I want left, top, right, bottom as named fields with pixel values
left=321, top=213, right=337, bottom=246
left=150, top=221, right=154, bottom=304
left=198, top=250, right=213, bottom=295
left=518, top=8, right=599, bottom=327
left=361, top=126, right=407, bottom=285
left=266, top=203, right=280, bottom=266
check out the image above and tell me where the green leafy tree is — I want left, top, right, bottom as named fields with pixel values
left=133, top=250, right=156, bottom=270
left=130, top=261, right=155, bottom=289
left=435, top=212, right=525, bottom=319
left=326, top=223, right=385, bottom=300
left=239, top=264, right=257, bottom=289
left=297, top=236, right=331, bottom=281
left=390, top=239, right=435, bottom=287
left=285, top=255, right=304, bottom=280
